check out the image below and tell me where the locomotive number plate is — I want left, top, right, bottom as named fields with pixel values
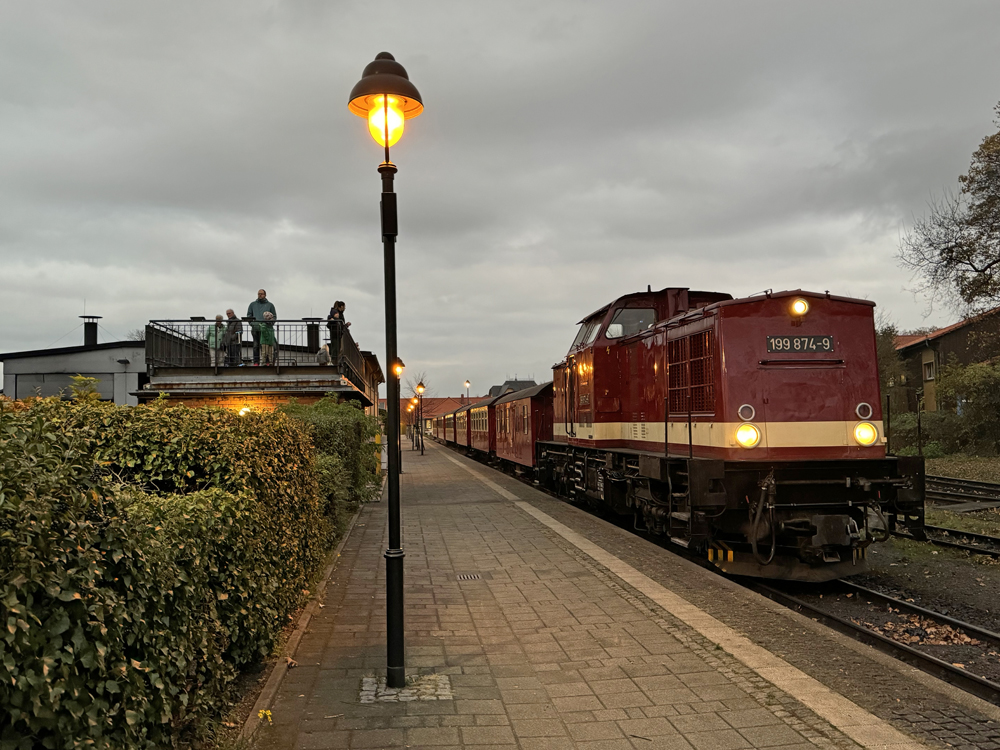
left=766, top=335, right=834, bottom=353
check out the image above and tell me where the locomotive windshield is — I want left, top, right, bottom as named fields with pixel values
left=605, top=307, right=656, bottom=339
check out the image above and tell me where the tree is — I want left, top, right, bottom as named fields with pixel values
left=125, top=327, right=146, bottom=341
left=899, top=102, right=1000, bottom=312
left=404, top=371, right=431, bottom=399
left=874, top=313, right=907, bottom=394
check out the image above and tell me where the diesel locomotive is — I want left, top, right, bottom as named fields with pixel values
left=435, top=286, right=925, bottom=581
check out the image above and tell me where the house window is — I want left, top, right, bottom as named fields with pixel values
left=924, top=361, right=935, bottom=381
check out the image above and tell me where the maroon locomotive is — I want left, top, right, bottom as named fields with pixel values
left=542, top=286, right=923, bottom=580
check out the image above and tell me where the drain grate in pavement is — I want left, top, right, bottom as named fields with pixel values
left=456, top=573, right=481, bottom=581
left=359, top=674, right=453, bottom=703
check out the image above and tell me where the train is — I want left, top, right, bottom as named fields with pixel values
left=432, top=286, right=925, bottom=581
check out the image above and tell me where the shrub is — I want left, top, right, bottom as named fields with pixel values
left=279, top=397, right=382, bottom=505
left=889, top=410, right=965, bottom=455
left=0, top=398, right=341, bottom=748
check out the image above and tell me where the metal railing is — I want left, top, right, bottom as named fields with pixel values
left=145, top=319, right=369, bottom=391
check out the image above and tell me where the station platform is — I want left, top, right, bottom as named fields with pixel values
left=255, top=441, right=1000, bottom=750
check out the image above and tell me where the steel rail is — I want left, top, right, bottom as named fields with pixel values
left=926, top=475, right=1000, bottom=504
left=924, top=524, right=1000, bottom=548
left=749, top=582, right=1000, bottom=706
left=892, top=528, right=1000, bottom=558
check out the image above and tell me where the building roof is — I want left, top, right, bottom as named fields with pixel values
left=0, top=340, right=145, bottom=362
left=894, top=305, right=1000, bottom=352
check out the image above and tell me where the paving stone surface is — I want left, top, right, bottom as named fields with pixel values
left=255, top=442, right=965, bottom=750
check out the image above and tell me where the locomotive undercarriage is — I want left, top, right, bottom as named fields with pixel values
left=537, top=442, right=925, bottom=582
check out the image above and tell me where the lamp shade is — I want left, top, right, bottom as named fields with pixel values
left=348, top=52, right=423, bottom=120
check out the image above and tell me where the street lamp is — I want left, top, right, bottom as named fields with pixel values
left=416, top=381, right=426, bottom=455
left=464, top=380, right=470, bottom=404
left=349, top=51, right=423, bottom=690
left=409, top=398, right=418, bottom=450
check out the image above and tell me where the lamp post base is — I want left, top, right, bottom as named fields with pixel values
left=385, top=547, right=406, bottom=688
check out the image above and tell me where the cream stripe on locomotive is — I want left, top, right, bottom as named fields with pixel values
left=553, top=420, right=885, bottom=448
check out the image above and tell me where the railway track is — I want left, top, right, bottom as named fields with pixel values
left=749, top=580, right=1000, bottom=705
left=921, top=524, right=1000, bottom=557
left=926, top=474, right=1000, bottom=505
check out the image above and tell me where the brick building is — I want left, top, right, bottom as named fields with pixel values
left=894, top=306, right=1000, bottom=411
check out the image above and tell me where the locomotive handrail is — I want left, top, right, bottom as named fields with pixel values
left=758, top=358, right=845, bottom=366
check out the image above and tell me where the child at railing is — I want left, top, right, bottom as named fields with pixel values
left=206, top=315, right=226, bottom=367
left=259, top=311, right=277, bottom=365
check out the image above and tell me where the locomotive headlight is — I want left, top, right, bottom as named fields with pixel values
left=853, top=422, right=878, bottom=446
left=790, top=297, right=809, bottom=316
left=735, top=423, right=761, bottom=448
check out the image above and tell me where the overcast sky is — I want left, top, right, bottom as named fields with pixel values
left=2, top=2, right=998, bottom=398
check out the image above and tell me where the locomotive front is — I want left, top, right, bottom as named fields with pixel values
left=685, top=291, right=924, bottom=578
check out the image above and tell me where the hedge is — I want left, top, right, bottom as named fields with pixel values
left=0, top=395, right=367, bottom=749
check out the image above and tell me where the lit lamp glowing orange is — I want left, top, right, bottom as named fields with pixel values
left=348, top=53, right=424, bottom=157
left=790, top=298, right=809, bottom=316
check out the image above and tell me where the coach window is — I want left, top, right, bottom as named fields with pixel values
left=605, top=307, right=656, bottom=339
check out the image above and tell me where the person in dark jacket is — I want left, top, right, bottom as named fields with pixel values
left=223, top=308, right=244, bottom=365
left=327, top=301, right=350, bottom=363
left=247, top=289, right=276, bottom=365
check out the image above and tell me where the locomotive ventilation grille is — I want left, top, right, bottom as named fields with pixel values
left=669, top=330, right=715, bottom=413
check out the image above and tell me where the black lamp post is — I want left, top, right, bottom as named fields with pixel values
left=417, top=381, right=425, bottom=455
left=349, top=51, right=423, bottom=689
left=464, top=380, right=470, bottom=404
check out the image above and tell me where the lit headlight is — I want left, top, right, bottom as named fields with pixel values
left=853, top=422, right=878, bottom=446
left=735, top=423, right=761, bottom=448
left=790, top=297, right=809, bottom=316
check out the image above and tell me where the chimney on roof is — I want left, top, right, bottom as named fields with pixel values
left=80, top=315, right=102, bottom=347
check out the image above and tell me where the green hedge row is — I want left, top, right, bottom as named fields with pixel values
left=0, top=395, right=378, bottom=749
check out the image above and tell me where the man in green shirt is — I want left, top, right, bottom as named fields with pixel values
left=247, top=289, right=276, bottom=365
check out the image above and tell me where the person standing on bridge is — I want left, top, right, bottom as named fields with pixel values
left=223, top=308, right=243, bottom=365
left=327, top=300, right=350, bottom=363
left=247, top=289, right=276, bottom=365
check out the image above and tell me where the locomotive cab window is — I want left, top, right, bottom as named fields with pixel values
left=605, top=307, right=656, bottom=339
left=571, top=320, right=599, bottom=349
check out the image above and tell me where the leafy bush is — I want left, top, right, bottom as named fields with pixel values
left=279, top=397, right=382, bottom=506
left=889, top=410, right=966, bottom=456
left=0, top=397, right=347, bottom=748
left=937, top=358, right=1000, bottom=455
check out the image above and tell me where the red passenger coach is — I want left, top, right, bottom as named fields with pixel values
left=454, top=405, right=472, bottom=449
left=541, top=287, right=924, bottom=581
left=469, top=397, right=498, bottom=454
left=444, top=412, right=456, bottom=444
left=495, top=383, right=554, bottom=468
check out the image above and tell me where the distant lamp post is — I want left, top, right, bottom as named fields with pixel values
left=464, top=380, right=470, bottom=404
left=416, top=381, right=426, bottom=455
left=349, top=51, right=423, bottom=689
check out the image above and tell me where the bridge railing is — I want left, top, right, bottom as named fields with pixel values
left=145, top=319, right=367, bottom=391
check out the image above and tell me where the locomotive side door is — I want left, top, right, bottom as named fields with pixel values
left=567, top=355, right=577, bottom=437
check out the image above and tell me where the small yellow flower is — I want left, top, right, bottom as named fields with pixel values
left=257, top=709, right=273, bottom=725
